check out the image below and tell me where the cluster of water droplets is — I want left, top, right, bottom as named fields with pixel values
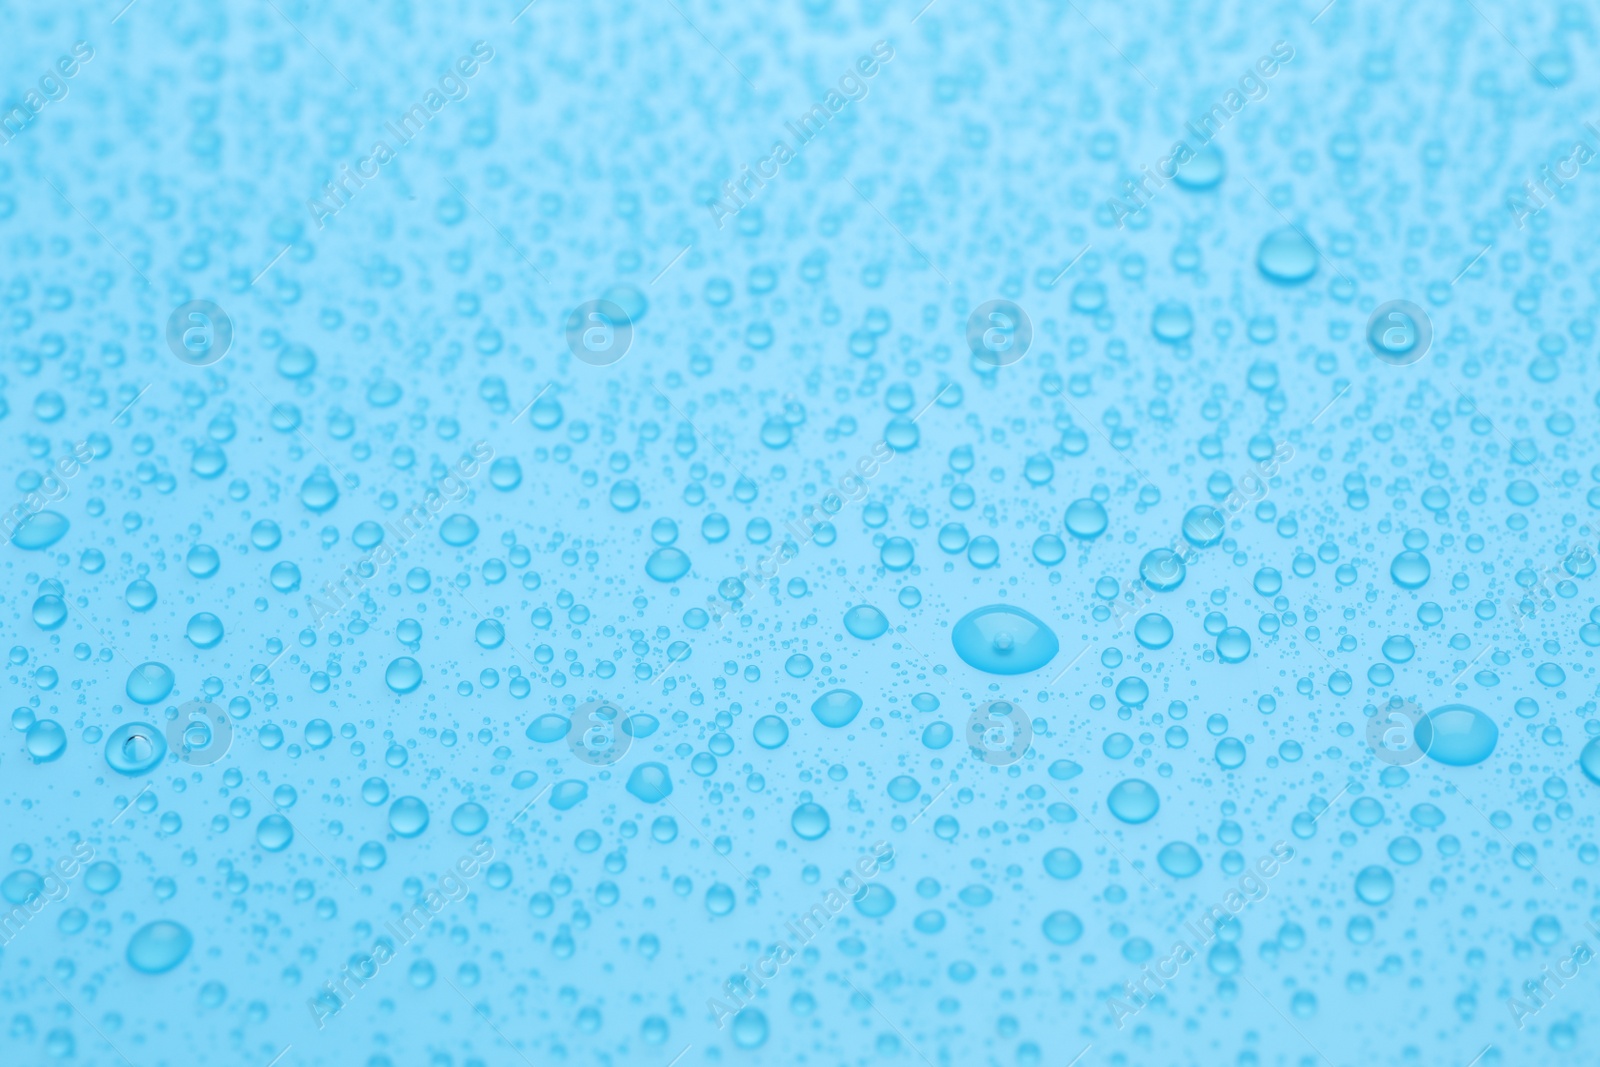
left=3, top=2, right=1600, bottom=1065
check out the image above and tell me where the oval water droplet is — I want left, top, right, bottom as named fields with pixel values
left=1580, top=737, right=1600, bottom=786
left=25, top=719, right=67, bottom=762
left=549, top=781, right=588, bottom=810
left=256, top=814, right=294, bottom=851
left=1416, top=704, right=1498, bottom=766
left=645, top=547, right=691, bottom=582
left=731, top=1008, right=768, bottom=1049
left=754, top=716, right=789, bottom=748
left=451, top=802, right=489, bottom=835
left=791, top=802, right=830, bottom=840
left=843, top=604, right=889, bottom=639
left=106, top=723, right=166, bottom=775
left=388, top=796, right=430, bottom=837
left=1216, top=627, right=1252, bottom=663
left=1064, top=499, right=1108, bottom=539
left=386, top=657, right=423, bottom=694
left=1042, top=910, right=1083, bottom=945
left=1354, top=865, right=1394, bottom=906
left=1139, top=548, right=1185, bottom=591
left=1173, top=143, right=1225, bottom=190
left=1257, top=227, right=1318, bottom=284
left=1043, top=848, right=1082, bottom=880
left=1391, top=550, right=1431, bottom=589
left=951, top=605, right=1059, bottom=674
left=126, top=920, right=193, bottom=974
left=1106, top=779, right=1160, bottom=824
left=811, top=689, right=863, bottom=728
left=626, top=762, right=674, bottom=803
left=1134, top=613, right=1173, bottom=649
left=439, top=514, right=479, bottom=546
left=10, top=510, right=69, bottom=549
left=526, top=714, right=570, bottom=743
left=1157, top=842, right=1202, bottom=878
left=186, top=612, right=224, bottom=649
left=299, top=471, right=340, bottom=513
left=126, top=662, right=175, bottom=705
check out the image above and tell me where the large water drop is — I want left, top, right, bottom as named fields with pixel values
left=10, top=511, right=69, bottom=549
left=126, top=662, right=174, bottom=705
left=811, top=689, right=863, bottom=727
left=1416, top=704, right=1498, bottom=766
left=1106, top=779, right=1160, bottom=824
left=126, top=920, right=193, bottom=974
left=951, top=605, right=1059, bottom=674
left=1257, top=227, right=1318, bottom=284
left=626, top=762, right=674, bottom=803
left=106, top=723, right=166, bottom=775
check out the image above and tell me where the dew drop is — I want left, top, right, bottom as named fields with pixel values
left=951, top=605, right=1059, bottom=674
left=1064, top=499, right=1108, bottom=539
left=811, top=689, right=863, bottom=728
left=1042, top=910, right=1083, bottom=945
left=626, top=762, right=674, bottom=803
left=10, top=510, right=69, bottom=549
left=126, top=662, right=175, bottom=705
left=126, top=920, right=194, bottom=974
left=791, top=802, right=830, bottom=840
left=385, top=657, right=423, bottom=694
left=1416, top=704, right=1498, bottom=766
left=1157, top=841, right=1202, bottom=878
left=388, top=796, right=430, bottom=837
left=843, top=604, right=889, bottom=639
left=1257, top=227, right=1318, bottom=284
left=1106, top=779, right=1160, bottom=824
left=105, top=723, right=166, bottom=776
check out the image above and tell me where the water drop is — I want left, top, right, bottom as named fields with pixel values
left=1106, top=779, right=1160, bottom=824
left=731, top=1008, right=768, bottom=1049
left=126, top=920, right=193, bottom=974
left=186, top=612, right=224, bottom=649
left=791, top=802, right=830, bottom=840
left=754, top=716, right=789, bottom=749
left=386, top=657, right=423, bottom=694
left=256, top=814, right=293, bottom=851
left=1173, top=143, right=1225, bottom=190
left=645, top=547, right=691, bottom=582
left=1138, top=548, right=1185, bottom=591
left=451, top=802, right=489, bottom=835
left=1134, top=613, right=1173, bottom=649
left=388, top=796, right=430, bottom=837
left=1416, top=705, right=1498, bottom=766
left=439, top=514, right=479, bottom=546
left=1390, top=550, right=1431, bottom=589
left=10, top=511, right=69, bottom=549
left=951, top=605, right=1059, bottom=674
left=811, top=689, right=863, bottom=727
left=843, top=604, right=889, bottom=639
left=1257, top=227, right=1318, bottom=284
left=1354, top=865, right=1394, bottom=906
left=126, top=662, right=175, bottom=705
left=1043, top=848, right=1082, bottom=879
left=1157, top=842, right=1202, bottom=878
left=1064, top=499, right=1108, bottom=539
left=106, top=723, right=166, bottom=775
left=25, top=720, right=67, bottom=762
left=626, top=762, right=674, bottom=803
left=1182, top=506, right=1224, bottom=547
left=1042, top=910, right=1083, bottom=945
left=299, top=471, right=339, bottom=513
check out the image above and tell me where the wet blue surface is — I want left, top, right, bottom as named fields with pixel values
left=2, top=1, right=1599, bottom=1065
